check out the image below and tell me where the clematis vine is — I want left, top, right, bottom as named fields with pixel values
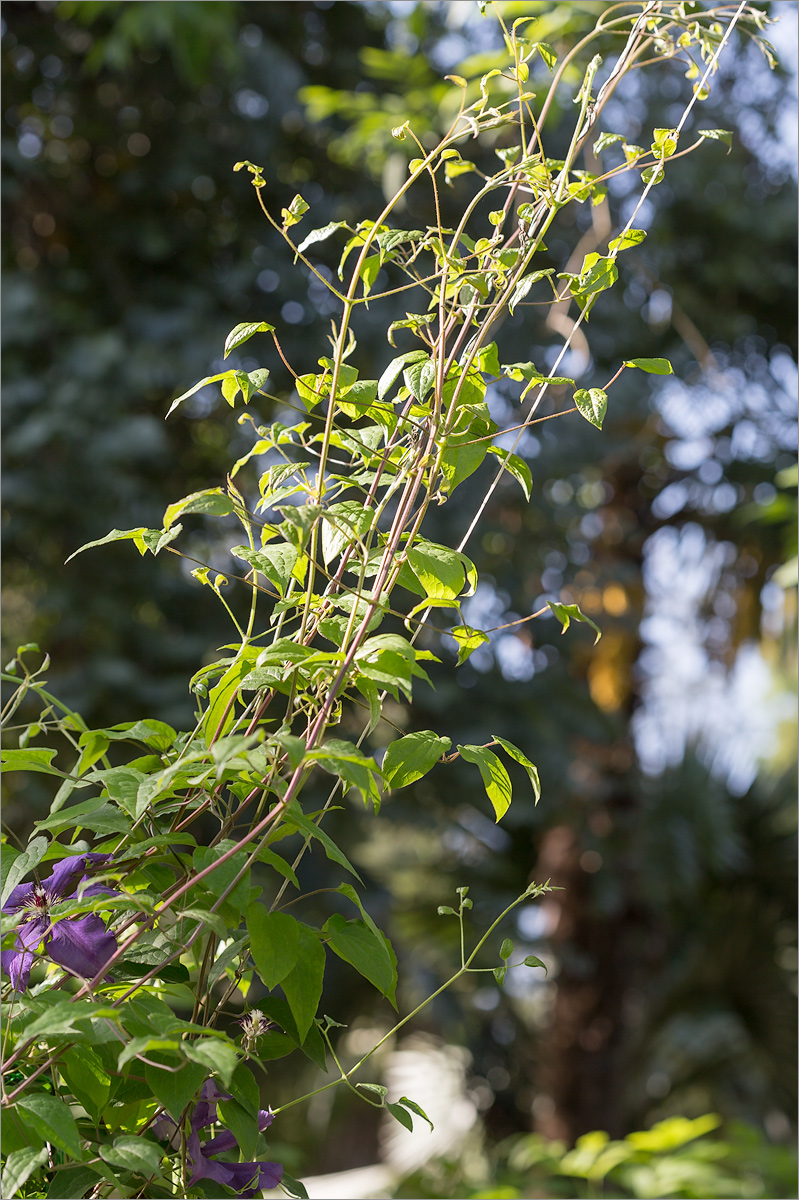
left=1, top=852, right=118, bottom=992
left=154, top=1079, right=283, bottom=1198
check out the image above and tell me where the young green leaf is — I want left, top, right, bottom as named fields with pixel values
left=163, top=487, right=234, bottom=529
left=487, top=447, right=533, bottom=500
left=697, top=128, right=733, bottom=149
left=449, top=624, right=490, bottom=667
left=500, top=938, right=514, bottom=960
left=382, top=730, right=451, bottom=789
left=608, top=229, right=647, bottom=253
left=524, top=955, right=547, bottom=971
left=296, top=220, right=349, bottom=254
left=223, top=321, right=275, bottom=358
left=623, top=357, right=673, bottom=375
left=232, top=542, right=299, bottom=597
left=386, top=1101, right=414, bottom=1131
left=282, top=193, right=310, bottom=228
left=508, top=269, right=555, bottom=314
left=573, top=387, right=608, bottom=429
left=397, top=1096, right=434, bottom=1130
left=378, top=349, right=428, bottom=399
left=549, top=601, right=602, bottom=644
left=593, top=131, right=624, bottom=154
left=492, top=735, right=541, bottom=804
left=458, top=744, right=513, bottom=822
left=1, top=749, right=62, bottom=777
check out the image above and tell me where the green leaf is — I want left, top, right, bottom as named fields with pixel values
left=166, top=371, right=231, bottom=418
left=623, top=357, right=673, bottom=375
left=487, top=447, right=532, bottom=499
left=608, top=228, right=646, bottom=252
left=382, top=730, right=451, bottom=789
left=248, top=906, right=300, bottom=989
left=34, top=796, right=129, bottom=835
left=46, top=1166, right=108, bottom=1199
left=224, top=321, right=274, bottom=358
left=573, top=387, right=608, bottom=429
left=641, top=162, right=665, bottom=186
left=524, top=955, right=547, bottom=970
left=1, top=748, right=61, bottom=776
left=184, top=1038, right=239, bottom=1088
left=256, top=847, right=299, bottom=890
left=593, top=131, right=624, bottom=154
left=99, top=1135, right=164, bottom=1178
left=280, top=803, right=363, bottom=882
left=219, top=1098, right=259, bottom=1160
left=144, top=1060, right=206, bottom=1123
left=297, top=220, right=349, bottom=255
left=407, top=542, right=473, bottom=601
left=493, top=966, right=507, bottom=986
left=378, top=349, right=427, bottom=399
left=652, top=126, right=679, bottom=158
left=398, top=1095, right=434, bottom=1129
left=203, top=653, right=258, bottom=743
left=458, top=744, right=513, bottom=822
left=2, top=836, right=48, bottom=905
left=535, top=40, right=557, bottom=71
left=1, top=1147, right=49, bottom=1198
left=508, top=269, right=554, bottom=315
left=280, top=1171, right=310, bottom=1199
left=492, top=736, right=541, bottom=804
left=308, top=739, right=382, bottom=808
left=449, top=624, right=489, bottom=667
left=179, top=906, right=229, bottom=940
left=282, top=193, right=310, bottom=227
left=228, top=1062, right=260, bottom=1117
left=500, top=938, right=514, bottom=960
left=386, top=1101, right=414, bottom=1131
left=697, top=127, right=732, bottom=148
left=59, top=1046, right=111, bottom=1120
left=549, top=601, right=602, bottom=644
left=194, top=844, right=250, bottom=915
left=163, top=487, right=234, bottom=530
left=232, top=542, right=299, bottom=597
left=404, top=357, right=436, bottom=402
left=280, top=922, right=326, bottom=1041
left=20, top=999, right=121, bottom=1042
left=16, top=1094, right=82, bottom=1158
left=578, top=253, right=618, bottom=295
left=325, top=913, right=396, bottom=998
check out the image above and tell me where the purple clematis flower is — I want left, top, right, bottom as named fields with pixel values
left=1, top=852, right=118, bottom=992
left=154, top=1080, right=283, bottom=1198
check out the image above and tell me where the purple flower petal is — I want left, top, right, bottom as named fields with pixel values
left=47, top=915, right=117, bottom=980
left=191, top=1079, right=231, bottom=1131
left=2, top=882, right=35, bottom=913
left=47, top=853, right=113, bottom=899
left=202, top=1128, right=238, bottom=1156
left=1, top=917, right=49, bottom=991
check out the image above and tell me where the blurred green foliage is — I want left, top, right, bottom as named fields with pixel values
left=392, top=1114, right=799, bottom=1199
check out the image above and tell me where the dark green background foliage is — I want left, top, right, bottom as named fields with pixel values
left=2, top=0, right=796, bottom=1181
